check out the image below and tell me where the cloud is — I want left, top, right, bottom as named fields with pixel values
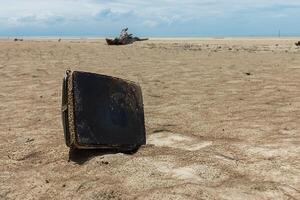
left=143, top=20, right=159, bottom=28
left=0, top=0, right=300, bottom=36
left=94, top=8, right=136, bottom=21
left=6, top=14, right=66, bottom=27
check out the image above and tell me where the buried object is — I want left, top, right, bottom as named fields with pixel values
left=62, top=70, right=146, bottom=151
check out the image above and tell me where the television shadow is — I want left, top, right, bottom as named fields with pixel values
left=68, top=147, right=140, bottom=165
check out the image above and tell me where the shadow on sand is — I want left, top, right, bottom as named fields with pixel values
left=68, top=147, right=140, bottom=165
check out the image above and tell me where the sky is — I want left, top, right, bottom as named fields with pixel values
left=0, top=0, right=300, bottom=37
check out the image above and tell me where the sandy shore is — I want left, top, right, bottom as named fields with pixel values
left=0, top=38, right=300, bottom=199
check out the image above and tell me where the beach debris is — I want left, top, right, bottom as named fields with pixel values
left=295, top=41, right=300, bottom=46
left=100, top=161, right=109, bottom=165
left=14, top=38, right=23, bottom=41
left=25, top=138, right=34, bottom=143
left=62, top=70, right=145, bottom=152
left=58, top=38, right=61, bottom=42
left=106, top=27, right=148, bottom=45
left=245, top=72, right=251, bottom=76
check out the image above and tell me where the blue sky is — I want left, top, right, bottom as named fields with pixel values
left=0, top=0, right=300, bottom=37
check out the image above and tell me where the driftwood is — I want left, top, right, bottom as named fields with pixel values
left=106, top=28, right=148, bottom=45
left=14, top=38, right=23, bottom=42
left=106, top=37, right=148, bottom=45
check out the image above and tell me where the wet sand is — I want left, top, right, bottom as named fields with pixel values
left=0, top=38, right=300, bottom=199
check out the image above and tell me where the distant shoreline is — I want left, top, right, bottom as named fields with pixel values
left=1, top=36, right=300, bottom=40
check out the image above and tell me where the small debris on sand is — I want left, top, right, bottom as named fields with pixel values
left=25, top=138, right=34, bottom=143
left=101, top=161, right=109, bottom=165
left=14, top=38, right=23, bottom=42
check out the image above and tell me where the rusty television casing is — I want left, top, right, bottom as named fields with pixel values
left=61, top=70, right=146, bottom=150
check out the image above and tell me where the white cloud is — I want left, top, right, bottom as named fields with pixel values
left=0, top=0, right=100, bottom=27
left=143, top=20, right=159, bottom=28
left=0, top=0, right=300, bottom=35
left=1, top=0, right=299, bottom=25
left=6, top=13, right=66, bottom=27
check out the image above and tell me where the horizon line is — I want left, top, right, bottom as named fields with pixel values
left=1, top=35, right=300, bottom=40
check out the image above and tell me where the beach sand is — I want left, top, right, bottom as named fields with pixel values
left=0, top=38, right=300, bottom=199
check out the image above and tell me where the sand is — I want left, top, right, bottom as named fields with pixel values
left=0, top=38, right=300, bottom=199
